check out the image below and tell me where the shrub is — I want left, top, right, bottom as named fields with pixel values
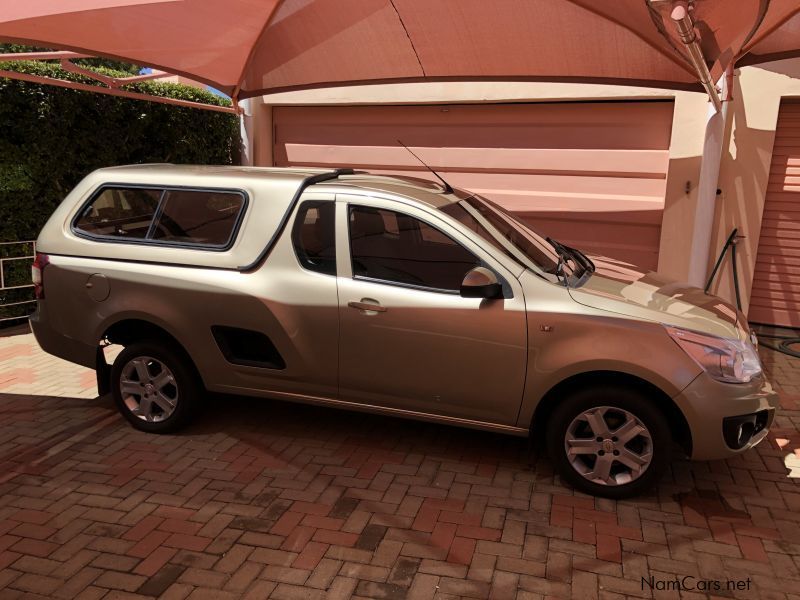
left=0, top=59, right=241, bottom=242
left=0, top=56, right=242, bottom=321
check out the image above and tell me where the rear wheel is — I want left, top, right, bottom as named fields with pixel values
left=111, top=341, right=200, bottom=433
left=546, top=385, right=670, bottom=498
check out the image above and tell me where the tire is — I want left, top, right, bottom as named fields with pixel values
left=546, top=385, right=671, bottom=499
left=111, top=340, right=201, bottom=433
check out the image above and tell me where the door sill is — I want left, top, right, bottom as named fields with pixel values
left=213, top=385, right=529, bottom=436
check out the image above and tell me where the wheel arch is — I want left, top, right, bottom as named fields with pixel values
left=96, top=316, right=205, bottom=392
left=529, top=370, right=692, bottom=457
left=102, top=317, right=184, bottom=348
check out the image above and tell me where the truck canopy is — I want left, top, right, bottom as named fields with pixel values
left=37, top=165, right=350, bottom=271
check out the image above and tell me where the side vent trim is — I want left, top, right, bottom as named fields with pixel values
left=211, top=326, right=286, bottom=370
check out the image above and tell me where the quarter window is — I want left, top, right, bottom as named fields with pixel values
left=349, top=206, right=480, bottom=292
left=74, top=187, right=161, bottom=239
left=151, top=190, right=245, bottom=246
left=74, top=186, right=246, bottom=248
left=292, top=201, right=336, bottom=275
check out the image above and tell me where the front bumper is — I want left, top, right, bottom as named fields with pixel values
left=674, top=372, right=779, bottom=461
left=29, top=302, right=96, bottom=369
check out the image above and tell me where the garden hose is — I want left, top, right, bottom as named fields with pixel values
left=751, top=324, right=800, bottom=359
left=706, top=230, right=799, bottom=359
left=705, top=228, right=742, bottom=310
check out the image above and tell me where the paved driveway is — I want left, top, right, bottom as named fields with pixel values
left=0, top=329, right=798, bottom=599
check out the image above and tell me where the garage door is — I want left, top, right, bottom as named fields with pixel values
left=273, top=101, right=673, bottom=270
left=749, top=101, right=800, bottom=327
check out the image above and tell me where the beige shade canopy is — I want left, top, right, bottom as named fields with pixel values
left=1, top=0, right=799, bottom=99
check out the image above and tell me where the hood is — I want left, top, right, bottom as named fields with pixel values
left=567, top=256, right=745, bottom=340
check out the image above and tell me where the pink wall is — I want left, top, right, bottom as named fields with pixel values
left=748, top=101, right=800, bottom=327
left=273, top=101, right=673, bottom=270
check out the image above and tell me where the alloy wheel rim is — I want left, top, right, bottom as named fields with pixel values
left=564, top=405, right=653, bottom=486
left=119, top=356, right=178, bottom=422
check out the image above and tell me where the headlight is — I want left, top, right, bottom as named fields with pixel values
left=665, top=326, right=762, bottom=384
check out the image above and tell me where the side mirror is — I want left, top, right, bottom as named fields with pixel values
left=460, top=267, right=502, bottom=299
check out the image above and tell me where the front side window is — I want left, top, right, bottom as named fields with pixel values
left=74, top=187, right=161, bottom=239
left=292, top=201, right=336, bottom=275
left=349, top=205, right=480, bottom=292
left=74, top=186, right=246, bottom=248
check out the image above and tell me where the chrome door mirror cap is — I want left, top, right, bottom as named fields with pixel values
left=460, top=266, right=502, bottom=299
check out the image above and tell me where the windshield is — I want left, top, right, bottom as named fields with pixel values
left=439, top=194, right=593, bottom=286
left=439, top=194, right=560, bottom=269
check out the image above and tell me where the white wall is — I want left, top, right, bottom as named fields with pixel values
left=710, top=61, right=800, bottom=314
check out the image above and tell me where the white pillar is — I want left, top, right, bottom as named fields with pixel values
left=238, top=98, right=255, bottom=166
left=686, top=72, right=731, bottom=288
left=238, top=97, right=272, bottom=167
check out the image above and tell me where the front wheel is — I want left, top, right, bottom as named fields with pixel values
left=111, top=341, right=201, bottom=433
left=546, top=385, right=671, bottom=498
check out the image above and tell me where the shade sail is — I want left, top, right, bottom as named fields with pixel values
left=1, top=0, right=800, bottom=99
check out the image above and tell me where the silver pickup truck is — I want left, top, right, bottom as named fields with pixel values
left=29, top=165, right=777, bottom=497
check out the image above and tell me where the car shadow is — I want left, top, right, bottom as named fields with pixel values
left=190, top=391, right=538, bottom=467
left=1, top=385, right=794, bottom=502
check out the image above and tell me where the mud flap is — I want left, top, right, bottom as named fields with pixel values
left=96, top=346, right=111, bottom=396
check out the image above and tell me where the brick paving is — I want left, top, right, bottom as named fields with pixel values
left=0, top=327, right=798, bottom=599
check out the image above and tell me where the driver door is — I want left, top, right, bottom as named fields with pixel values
left=335, top=194, right=528, bottom=426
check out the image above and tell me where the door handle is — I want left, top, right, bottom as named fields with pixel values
left=348, top=300, right=387, bottom=313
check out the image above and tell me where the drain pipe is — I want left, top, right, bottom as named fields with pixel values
left=670, top=2, right=723, bottom=112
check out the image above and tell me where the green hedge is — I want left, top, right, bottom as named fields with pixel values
left=0, top=56, right=242, bottom=320
left=0, top=60, right=241, bottom=243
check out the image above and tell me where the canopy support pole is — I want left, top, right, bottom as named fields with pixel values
left=0, top=51, right=91, bottom=61
left=59, top=59, right=170, bottom=88
left=0, top=69, right=237, bottom=114
left=0, top=52, right=236, bottom=113
left=670, top=2, right=723, bottom=112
